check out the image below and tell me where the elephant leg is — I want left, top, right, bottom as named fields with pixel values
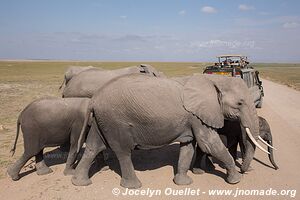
left=71, top=126, right=106, bottom=186
left=192, top=146, right=215, bottom=174
left=35, top=150, right=53, bottom=175
left=115, top=150, right=142, bottom=189
left=94, top=152, right=110, bottom=172
left=239, top=141, right=246, bottom=160
left=7, top=153, right=32, bottom=181
left=63, top=142, right=77, bottom=176
left=228, top=142, right=238, bottom=161
left=174, top=141, right=194, bottom=185
left=238, top=137, right=254, bottom=171
left=203, top=154, right=215, bottom=171
left=71, top=146, right=103, bottom=186
left=192, top=145, right=206, bottom=174
left=192, top=121, right=242, bottom=184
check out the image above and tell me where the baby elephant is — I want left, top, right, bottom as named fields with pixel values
left=7, top=97, right=90, bottom=181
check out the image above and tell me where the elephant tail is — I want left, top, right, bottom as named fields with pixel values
left=58, top=77, right=66, bottom=90
left=10, top=115, right=21, bottom=157
left=77, top=108, right=93, bottom=153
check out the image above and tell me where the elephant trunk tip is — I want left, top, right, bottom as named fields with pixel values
left=267, top=146, right=279, bottom=170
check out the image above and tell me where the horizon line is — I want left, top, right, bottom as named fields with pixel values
left=0, top=59, right=300, bottom=64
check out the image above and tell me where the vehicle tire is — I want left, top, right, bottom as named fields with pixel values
left=256, top=98, right=263, bottom=108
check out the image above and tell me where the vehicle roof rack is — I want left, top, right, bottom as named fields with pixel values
left=217, top=54, right=246, bottom=58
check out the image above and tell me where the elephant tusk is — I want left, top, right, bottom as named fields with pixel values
left=258, top=136, right=277, bottom=150
left=245, top=128, right=270, bottom=154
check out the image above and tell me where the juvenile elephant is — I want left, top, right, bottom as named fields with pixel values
left=72, top=74, right=272, bottom=188
left=62, top=64, right=161, bottom=98
left=7, top=97, right=92, bottom=181
left=193, top=116, right=279, bottom=174
left=59, top=66, right=97, bottom=89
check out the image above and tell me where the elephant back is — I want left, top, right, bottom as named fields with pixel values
left=62, top=66, right=162, bottom=98
left=91, top=74, right=186, bottom=126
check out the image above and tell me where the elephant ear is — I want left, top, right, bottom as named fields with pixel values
left=139, top=64, right=159, bottom=77
left=183, top=75, right=224, bottom=128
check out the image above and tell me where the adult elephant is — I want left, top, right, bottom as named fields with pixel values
left=59, top=66, right=97, bottom=89
left=192, top=116, right=279, bottom=174
left=62, top=64, right=161, bottom=98
left=71, top=74, right=271, bottom=188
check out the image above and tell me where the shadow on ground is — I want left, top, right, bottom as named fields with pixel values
left=16, top=144, right=274, bottom=182
left=17, top=144, right=180, bottom=180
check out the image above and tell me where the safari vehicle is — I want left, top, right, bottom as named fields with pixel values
left=203, top=55, right=264, bottom=108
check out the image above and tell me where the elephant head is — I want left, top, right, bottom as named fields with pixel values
left=139, top=64, right=165, bottom=77
left=182, top=74, right=271, bottom=173
left=59, top=66, right=96, bottom=89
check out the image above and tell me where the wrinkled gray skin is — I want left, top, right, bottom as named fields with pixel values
left=7, top=97, right=91, bottom=181
left=72, top=74, right=260, bottom=188
left=193, top=116, right=278, bottom=174
left=59, top=66, right=97, bottom=89
left=62, top=65, right=162, bottom=169
left=62, top=65, right=161, bottom=98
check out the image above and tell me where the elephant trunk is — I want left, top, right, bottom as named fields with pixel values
left=240, top=135, right=255, bottom=173
left=240, top=100, right=261, bottom=173
left=266, top=133, right=279, bottom=170
left=258, top=117, right=279, bottom=170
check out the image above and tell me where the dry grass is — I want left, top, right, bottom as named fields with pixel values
left=0, top=60, right=299, bottom=178
left=253, top=63, right=300, bottom=90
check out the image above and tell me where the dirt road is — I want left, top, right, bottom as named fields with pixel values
left=0, top=79, right=299, bottom=200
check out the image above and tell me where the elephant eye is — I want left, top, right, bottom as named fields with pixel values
left=237, top=99, right=244, bottom=106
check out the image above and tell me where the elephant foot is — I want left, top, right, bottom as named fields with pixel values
left=192, top=167, right=205, bottom=174
left=71, top=175, right=92, bottom=186
left=36, top=160, right=53, bottom=176
left=120, top=177, right=142, bottom=189
left=173, top=173, right=193, bottom=185
left=7, top=166, right=20, bottom=181
left=36, top=166, right=53, bottom=176
left=240, top=165, right=253, bottom=174
left=226, top=168, right=242, bottom=184
left=63, top=168, right=75, bottom=176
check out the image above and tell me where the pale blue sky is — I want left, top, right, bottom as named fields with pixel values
left=0, top=0, right=299, bottom=62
